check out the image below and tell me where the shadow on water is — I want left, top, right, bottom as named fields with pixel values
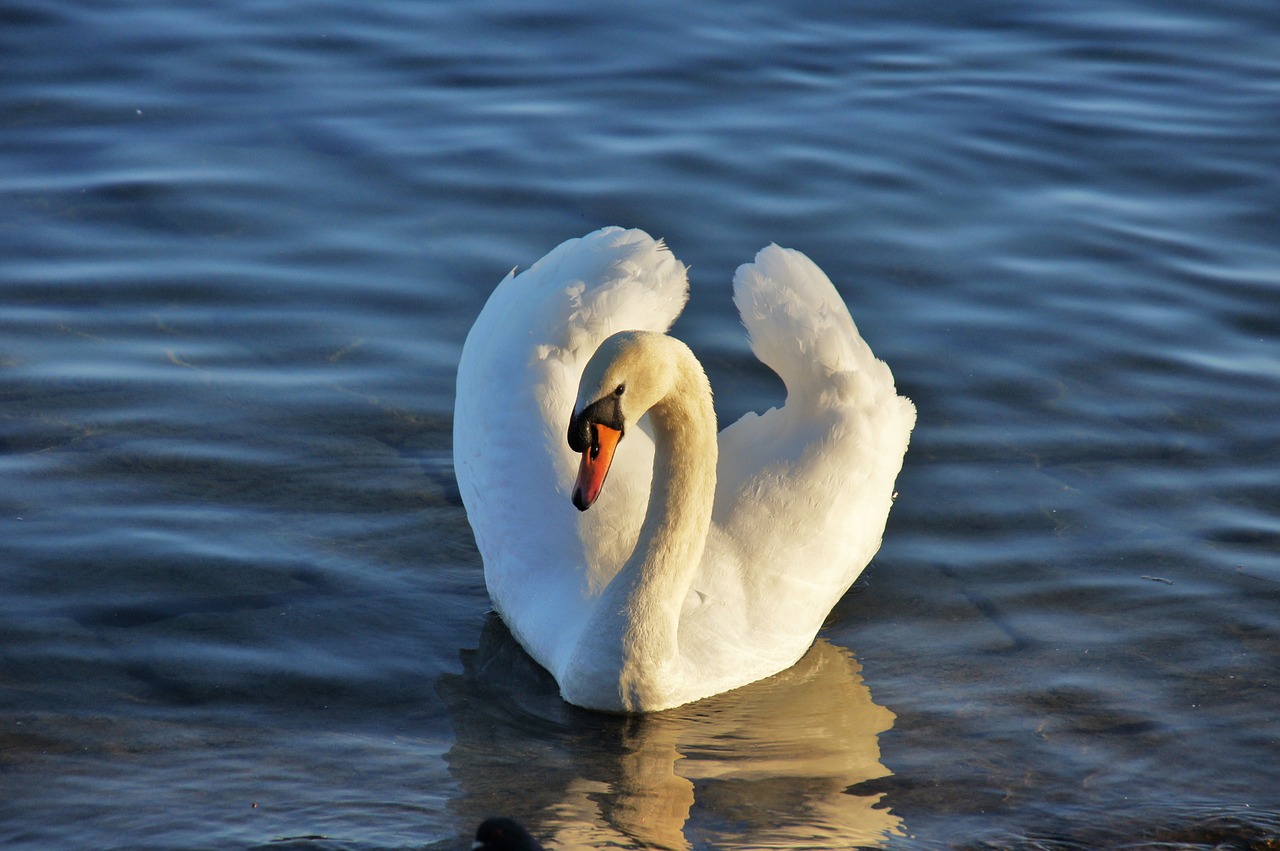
left=438, top=615, right=903, bottom=851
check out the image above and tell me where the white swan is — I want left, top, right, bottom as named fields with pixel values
left=454, top=227, right=915, bottom=713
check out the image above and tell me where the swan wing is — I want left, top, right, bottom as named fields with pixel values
left=454, top=227, right=688, bottom=674
left=695, top=245, right=915, bottom=661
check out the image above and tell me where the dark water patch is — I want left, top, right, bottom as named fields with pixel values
left=956, top=805, right=1280, bottom=851
left=65, top=592, right=297, bottom=630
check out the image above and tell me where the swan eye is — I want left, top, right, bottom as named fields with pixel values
left=614, top=384, right=625, bottom=397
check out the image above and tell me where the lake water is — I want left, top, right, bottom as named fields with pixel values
left=3, top=1, right=1278, bottom=848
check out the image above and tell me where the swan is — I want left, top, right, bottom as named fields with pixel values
left=454, top=227, right=915, bottom=713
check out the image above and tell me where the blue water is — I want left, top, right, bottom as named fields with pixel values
left=3, top=1, right=1279, bottom=848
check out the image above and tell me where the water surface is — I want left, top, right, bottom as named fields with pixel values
left=3, top=1, right=1279, bottom=848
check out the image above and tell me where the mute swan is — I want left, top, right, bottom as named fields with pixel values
left=454, top=227, right=914, bottom=713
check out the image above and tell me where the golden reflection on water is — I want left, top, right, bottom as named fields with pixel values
left=444, top=625, right=902, bottom=850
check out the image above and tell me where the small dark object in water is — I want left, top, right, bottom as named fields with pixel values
left=472, top=817, right=546, bottom=851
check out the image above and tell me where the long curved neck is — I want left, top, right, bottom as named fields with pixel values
left=608, top=342, right=717, bottom=710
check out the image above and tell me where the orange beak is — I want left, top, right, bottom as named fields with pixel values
left=572, top=423, right=622, bottom=511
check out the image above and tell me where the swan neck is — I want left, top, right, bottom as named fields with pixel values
left=616, top=342, right=717, bottom=708
left=641, top=363, right=717, bottom=579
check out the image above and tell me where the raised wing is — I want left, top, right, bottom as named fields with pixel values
left=701, top=245, right=916, bottom=649
left=454, top=227, right=688, bottom=671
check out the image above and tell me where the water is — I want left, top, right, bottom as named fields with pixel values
left=2, top=0, right=1278, bottom=848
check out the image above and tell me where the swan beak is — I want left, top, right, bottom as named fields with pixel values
left=573, top=423, right=621, bottom=511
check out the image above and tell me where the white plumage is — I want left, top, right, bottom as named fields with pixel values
left=454, top=227, right=914, bottom=712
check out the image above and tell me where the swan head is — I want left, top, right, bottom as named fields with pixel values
left=568, top=330, right=676, bottom=511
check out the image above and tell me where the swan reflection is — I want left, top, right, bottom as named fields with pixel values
left=442, top=616, right=903, bottom=849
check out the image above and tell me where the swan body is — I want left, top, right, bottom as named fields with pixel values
left=454, top=227, right=915, bottom=712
